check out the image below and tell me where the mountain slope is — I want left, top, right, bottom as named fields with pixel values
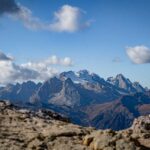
left=30, top=76, right=120, bottom=107
left=84, top=92, right=150, bottom=130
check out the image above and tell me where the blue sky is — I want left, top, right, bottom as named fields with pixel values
left=0, top=0, right=150, bottom=87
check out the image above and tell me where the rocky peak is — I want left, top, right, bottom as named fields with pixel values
left=59, top=70, right=104, bottom=85
left=91, top=73, right=108, bottom=86
left=78, top=69, right=89, bottom=75
left=43, top=77, right=63, bottom=94
left=78, top=70, right=92, bottom=81
left=21, top=81, right=38, bottom=88
left=64, top=78, right=77, bottom=91
left=116, top=74, right=132, bottom=85
left=116, top=73, right=126, bottom=79
left=107, top=74, right=145, bottom=93
left=132, top=81, right=146, bottom=93
left=50, top=78, right=80, bottom=107
left=60, top=71, right=76, bottom=79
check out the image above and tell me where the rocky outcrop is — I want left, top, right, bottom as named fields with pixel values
left=0, top=100, right=150, bottom=150
left=0, top=100, right=91, bottom=150
left=83, top=118, right=150, bottom=150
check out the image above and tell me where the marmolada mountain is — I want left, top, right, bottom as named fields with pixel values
left=0, top=70, right=150, bottom=131
left=1, top=70, right=150, bottom=149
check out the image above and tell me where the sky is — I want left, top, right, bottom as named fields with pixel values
left=0, top=0, right=150, bottom=87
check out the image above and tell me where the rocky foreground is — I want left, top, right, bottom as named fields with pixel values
left=0, top=101, right=150, bottom=150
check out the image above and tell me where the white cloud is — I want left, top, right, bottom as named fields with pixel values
left=18, top=5, right=44, bottom=30
left=126, top=45, right=150, bottom=64
left=60, top=57, right=73, bottom=66
left=22, top=55, right=73, bottom=69
left=0, top=51, right=73, bottom=84
left=21, top=55, right=73, bottom=80
left=49, top=5, right=87, bottom=32
left=7, top=4, right=91, bottom=32
left=0, top=58, right=39, bottom=84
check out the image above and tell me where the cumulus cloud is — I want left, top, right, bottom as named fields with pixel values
left=21, top=55, right=73, bottom=80
left=0, top=0, right=91, bottom=32
left=22, top=55, right=73, bottom=68
left=0, top=51, right=73, bottom=84
left=12, top=5, right=44, bottom=30
left=49, top=5, right=88, bottom=32
left=126, top=45, right=150, bottom=64
left=0, top=56, right=39, bottom=84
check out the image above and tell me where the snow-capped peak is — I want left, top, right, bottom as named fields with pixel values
left=60, top=70, right=103, bottom=84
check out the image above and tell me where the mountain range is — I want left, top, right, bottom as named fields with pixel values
left=0, top=70, right=149, bottom=130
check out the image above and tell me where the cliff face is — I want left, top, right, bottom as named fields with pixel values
left=0, top=100, right=150, bottom=150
